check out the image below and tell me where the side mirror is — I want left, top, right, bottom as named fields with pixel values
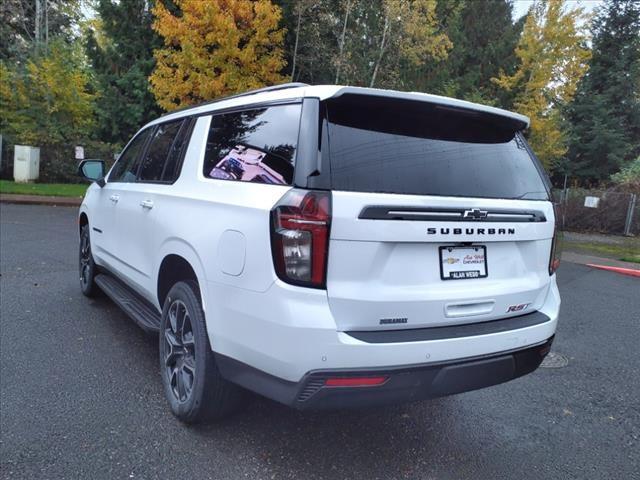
left=78, top=159, right=106, bottom=187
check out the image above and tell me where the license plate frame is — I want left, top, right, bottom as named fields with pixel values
left=439, top=245, right=488, bottom=281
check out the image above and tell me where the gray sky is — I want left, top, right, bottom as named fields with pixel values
left=512, top=0, right=604, bottom=20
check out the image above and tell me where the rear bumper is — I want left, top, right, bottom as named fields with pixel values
left=207, top=275, right=560, bottom=383
left=216, top=336, right=554, bottom=410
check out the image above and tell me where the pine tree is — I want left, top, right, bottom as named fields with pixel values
left=86, top=0, right=161, bottom=145
left=422, top=0, right=523, bottom=107
left=566, top=0, right=640, bottom=181
left=149, top=0, right=287, bottom=111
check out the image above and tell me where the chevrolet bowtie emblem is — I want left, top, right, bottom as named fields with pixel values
left=463, top=208, right=489, bottom=220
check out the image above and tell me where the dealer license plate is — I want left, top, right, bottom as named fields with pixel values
left=439, top=246, right=487, bottom=280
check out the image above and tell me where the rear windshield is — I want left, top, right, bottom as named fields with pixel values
left=325, top=97, right=549, bottom=200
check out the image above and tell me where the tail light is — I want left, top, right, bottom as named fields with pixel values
left=324, top=376, right=388, bottom=387
left=270, top=189, right=331, bottom=288
left=549, top=204, right=562, bottom=275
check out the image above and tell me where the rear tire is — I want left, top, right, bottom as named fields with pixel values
left=159, top=280, right=245, bottom=423
left=79, top=225, right=100, bottom=297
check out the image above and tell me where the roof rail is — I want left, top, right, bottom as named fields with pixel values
left=229, top=82, right=309, bottom=100
left=161, top=82, right=309, bottom=117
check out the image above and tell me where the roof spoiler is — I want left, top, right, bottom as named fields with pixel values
left=329, top=86, right=529, bottom=131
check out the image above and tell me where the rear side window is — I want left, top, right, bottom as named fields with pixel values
left=138, top=120, right=184, bottom=183
left=203, top=104, right=301, bottom=185
left=325, top=97, right=549, bottom=200
left=161, top=119, right=192, bottom=182
left=109, top=128, right=152, bottom=183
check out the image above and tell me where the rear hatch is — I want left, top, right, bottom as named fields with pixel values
left=323, top=94, right=555, bottom=332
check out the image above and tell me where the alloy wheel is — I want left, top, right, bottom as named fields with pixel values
left=79, top=232, right=92, bottom=289
left=163, top=300, right=196, bottom=403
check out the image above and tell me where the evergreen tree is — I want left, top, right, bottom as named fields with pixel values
left=566, top=0, right=640, bottom=181
left=86, top=0, right=161, bottom=145
left=397, top=1, right=523, bottom=106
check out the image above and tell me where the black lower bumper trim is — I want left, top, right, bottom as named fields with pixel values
left=215, top=336, right=554, bottom=411
left=345, top=310, right=551, bottom=343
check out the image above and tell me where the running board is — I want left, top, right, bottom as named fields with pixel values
left=95, top=273, right=161, bottom=333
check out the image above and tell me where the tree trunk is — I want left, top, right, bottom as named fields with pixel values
left=291, top=2, right=304, bottom=81
left=17, top=0, right=34, bottom=41
left=45, top=0, right=49, bottom=47
left=370, top=13, right=389, bottom=88
left=335, top=0, right=351, bottom=84
left=35, top=0, right=42, bottom=46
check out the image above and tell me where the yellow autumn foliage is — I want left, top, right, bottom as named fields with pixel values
left=493, top=0, right=592, bottom=170
left=149, top=0, right=287, bottom=111
left=0, top=42, right=95, bottom=145
left=389, top=0, right=452, bottom=67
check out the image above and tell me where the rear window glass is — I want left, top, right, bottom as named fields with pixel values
left=203, top=104, right=301, bottom=185
left=325, top=97, right=549, bottom=200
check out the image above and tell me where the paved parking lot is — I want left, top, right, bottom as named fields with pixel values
left=1, top=203, right=638, bottom=480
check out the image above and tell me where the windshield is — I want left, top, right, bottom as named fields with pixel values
left=325, top=96, right=550, bottom=200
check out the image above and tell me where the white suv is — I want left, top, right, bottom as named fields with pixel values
left=78, top=83, right=560, bottom=423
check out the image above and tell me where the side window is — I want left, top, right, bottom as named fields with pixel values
left=109, top=128, right=152, bottom=183
left=138, top=119, right=185, bottom=183
left=161, top=119, right=192, bottom=183
left=203, top=104, right=301, bottom=185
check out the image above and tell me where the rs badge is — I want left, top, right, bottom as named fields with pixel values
left=507, top=303, right=531, bottom=313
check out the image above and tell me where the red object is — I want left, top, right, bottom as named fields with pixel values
left=324, top=376, right=389, bottom=387
left=586, top=264, right=640, bottom=278
left=271, top=189, right=331, bottom=288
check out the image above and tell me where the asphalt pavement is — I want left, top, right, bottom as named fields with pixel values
left=1, top=203, right=638, bottom=480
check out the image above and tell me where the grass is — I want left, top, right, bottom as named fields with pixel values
left=0, top=180, right=87, bottom=198
left=620, top=256, right=640, bottom=263
left=564, top=239, right=640, bottom=264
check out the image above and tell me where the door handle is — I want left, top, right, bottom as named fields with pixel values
left=109, top=194, right=119, bottom=203
left=140, top=200, right=154, bottom=209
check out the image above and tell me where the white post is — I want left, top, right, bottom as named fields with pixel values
left=624, top=194, right=636, bottom=236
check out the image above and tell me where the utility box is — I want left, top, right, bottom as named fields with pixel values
left=13, top=145, right=40, bottom=183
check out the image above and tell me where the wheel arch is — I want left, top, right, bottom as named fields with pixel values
left=156, top=241, right=208, bottom=311
left=79, top=212, right=88, bottom=235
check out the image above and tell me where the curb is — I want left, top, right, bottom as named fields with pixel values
left=586, top=264, right=640, bottom=278
left=561, top=251, right=639, bottom=271
left=0, top=193, right=82, bottom=207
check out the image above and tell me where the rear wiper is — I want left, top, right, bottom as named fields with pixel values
left=513, top=191, right=547, bottom=200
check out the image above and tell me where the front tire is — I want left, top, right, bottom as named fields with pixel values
left=79, top=225, right=99, bottom=297
left=159, top=281, right=245, bottom=423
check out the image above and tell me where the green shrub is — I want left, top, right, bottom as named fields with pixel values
left=611, top=157, right=640, bottom=194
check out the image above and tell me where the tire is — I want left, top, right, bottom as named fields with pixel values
left=159, top=280, right=245, bottom=423
left=79, top=225, right=100, bottom=297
